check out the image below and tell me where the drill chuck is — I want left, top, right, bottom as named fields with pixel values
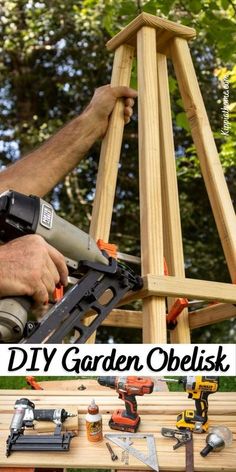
left=98, top=377, right=116, bottom=388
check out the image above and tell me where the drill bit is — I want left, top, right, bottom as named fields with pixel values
left=105, top=442, right=118, bottom=461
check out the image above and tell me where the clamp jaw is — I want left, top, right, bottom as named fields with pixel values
left=161, top=427, right=192, bottom=450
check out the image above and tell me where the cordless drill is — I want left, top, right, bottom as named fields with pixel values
left=164, top=376, right=219, bottom=433
left=98, top=376, right=154, bottom=433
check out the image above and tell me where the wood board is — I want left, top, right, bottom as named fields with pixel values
left=23, top=378, right=168, bottom=392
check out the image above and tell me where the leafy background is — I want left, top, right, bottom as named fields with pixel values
left=0, top=0, right=236, bottom=343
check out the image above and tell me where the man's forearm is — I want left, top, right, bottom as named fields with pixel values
left=0, top=85, right=137, bottom=197
left=0, top=109, right=100, bottom=197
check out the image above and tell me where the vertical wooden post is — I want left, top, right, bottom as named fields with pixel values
left=137, top=27, right=167, bottom=343
left=157, top=52, right=190, bottom=343
left=89, top=44, right=134, bottom=241
left=171, top=38, right=236, bottom=282
left=86, top=44, right=134, bottom=343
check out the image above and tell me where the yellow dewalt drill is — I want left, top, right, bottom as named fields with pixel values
left=164, top=376, right=219, bottom=433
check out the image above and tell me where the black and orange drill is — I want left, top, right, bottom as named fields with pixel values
left=98, top=376, right=154, bottom=432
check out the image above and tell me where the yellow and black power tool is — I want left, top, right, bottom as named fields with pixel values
left=164, top=376, right=219, bottom=433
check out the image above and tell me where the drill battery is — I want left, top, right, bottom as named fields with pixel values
left=109, top=409, right=141, bottom=433
left=176, top=410, right=209, bottom=433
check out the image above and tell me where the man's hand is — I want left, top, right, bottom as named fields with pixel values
left=0, top=235, right=68, bottom=306
left=0, top=84, right=137, bottom=197
left=84, top=84, right=138, bottom=137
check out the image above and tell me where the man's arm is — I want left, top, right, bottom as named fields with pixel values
left=0, top=85, right=137, bottom=197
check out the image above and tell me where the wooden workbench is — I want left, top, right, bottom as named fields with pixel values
left=0, top=380, right=235, bottom=471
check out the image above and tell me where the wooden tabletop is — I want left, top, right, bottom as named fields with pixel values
left=0, top=380, right=235, bottom=471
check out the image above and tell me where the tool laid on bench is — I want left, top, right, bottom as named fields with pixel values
left=105, top=441, right=118, bottom=461
left=0, top=190, right=142, bottom=343
left=6, top=397, right=76, bottom=456
left=161, top=428, right=194, bottom=472
left=161, top=376, right=219, bottom=432
left=98, top=376, right=154, bottom=432
left=105, top=433, right=159, bottom=471
left=161, top=427, right=192, bottom=450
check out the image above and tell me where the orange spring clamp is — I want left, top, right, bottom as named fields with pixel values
left=26, top=376, right=43, bottom=390
left=166, top=298, right=189, bottom=328
left=164, top=258, right=188, bottom=328
left=97, top=239, right=118, bottom=259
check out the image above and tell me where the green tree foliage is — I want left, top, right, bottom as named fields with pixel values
left=0, top=0, right=235, bottom=342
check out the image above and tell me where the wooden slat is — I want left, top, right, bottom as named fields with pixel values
left=101, top=302, right=236, bottom=331
left=86, top=43, right=134, bottom=343
left=25, top=378, right=168, bottom=393
left=189, top=303, right=236, bottom=329
left=89, top=43, right=134, bottom=241
left=142, top=275, right=236, bottom=304
left=1, top=390, right=235, bottom=400
left=137, top=26, right=167, bottom=343
left=157, top=51, right=190, bottom=344
left=171, top=37, right=236, bottom=282
left=113, top=274, right=236, bottom=308
left=106, top=12, right=196, bottom=52
left=101, top=308, right=142, bottom=328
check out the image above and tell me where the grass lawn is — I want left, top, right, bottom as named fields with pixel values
left=167, top=375, right=236, bottom=391
left=0, top=376, right=235, bottom=391
left=0, top=376, right=79, bottom=389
